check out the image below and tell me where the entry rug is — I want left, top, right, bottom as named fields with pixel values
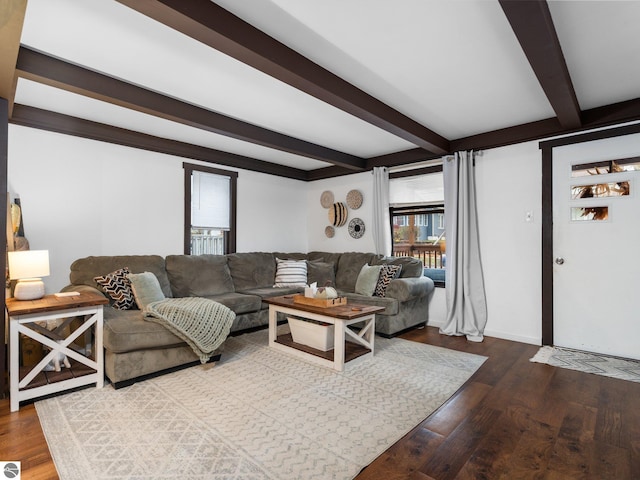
left=530, top=346, right=640, bottom=383
left=36, top=329, right=485, bottom=480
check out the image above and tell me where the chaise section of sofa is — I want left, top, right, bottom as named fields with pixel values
left=62, top=251, right=434, bottom=387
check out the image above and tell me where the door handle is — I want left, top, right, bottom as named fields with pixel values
left=555, top=257, right=565, bottom=265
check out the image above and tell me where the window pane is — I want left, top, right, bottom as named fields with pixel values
left=571, top=181, right=630, bottom=199
left=190, top=228, right=225, bottom=255
left=571, top=206, right=608, bottom=221
left=191, top=171, right=230, bottom=229
left=390, top=172, right=444, bottom=206
left=572, top=158, right=640, bottom=177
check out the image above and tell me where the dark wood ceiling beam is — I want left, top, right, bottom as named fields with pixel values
left=367, top=148, right=441, bottom=169
left=453, top=96, right=640, bottom=153
left=10, top=104, right=308, bottom=180
left=0, top=0, right=27, bottom=113
left=15, top=46, right=365, bottom=170
left=115, top=0, right=450, bottom=155
left=581, top=97, right=640, bottom=127
left=500, top=0, right=582, bottom=129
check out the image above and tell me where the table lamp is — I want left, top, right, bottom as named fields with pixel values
left=8, top=250, right=50, bottom=300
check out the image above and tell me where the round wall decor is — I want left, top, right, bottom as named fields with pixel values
left=346, top=189, right=363, bottom=209
left=324, top=226, right=335, bottom=238
left=328, top=202, right=348, bottom=226
left=348, top=218, right=365, bottom=238
left=320, top=190, right=334, bottom=208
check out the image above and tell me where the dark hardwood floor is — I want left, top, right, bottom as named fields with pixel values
left=1, top=326, right=638, bottom=479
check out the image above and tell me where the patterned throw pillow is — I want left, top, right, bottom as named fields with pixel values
left=94, top=267, right=136, bottom=310
left=273, top=258, right=308, bottom=287
left=374, top=264, right=402, bottom=297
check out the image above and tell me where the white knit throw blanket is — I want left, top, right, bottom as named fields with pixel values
left=145, top=297, right=235, bottom=363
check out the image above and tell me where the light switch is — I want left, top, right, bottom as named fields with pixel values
left=525, top=211, right=534, bottom=223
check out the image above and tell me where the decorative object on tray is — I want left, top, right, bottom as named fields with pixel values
left=315, top=282, right=338, bottom=299
left=320, top=190, right=334, bottom=208
left=324, top=225, right=335, bottom=238
left=293, top=294, right=347, bottom=308
left=348, top=218, right=365, bottom=238
left=346, top=189, right=363, bottom=209
left=328, top=202, right=348, bottom=226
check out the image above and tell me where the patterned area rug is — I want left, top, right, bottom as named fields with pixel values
left=36, top=329, right=485, bottom=480
left=530, top=346, right=640, bottom=383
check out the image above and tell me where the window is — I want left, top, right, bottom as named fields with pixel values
left=183, top=163, right=237, bottom=255
left=389, top=166, right=445, bottom=285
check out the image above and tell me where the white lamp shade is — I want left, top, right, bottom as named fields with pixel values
left=8, top=250, right=50, bottom=280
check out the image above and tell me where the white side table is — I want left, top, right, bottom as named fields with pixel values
left=7, top=292, right=108, bottom=412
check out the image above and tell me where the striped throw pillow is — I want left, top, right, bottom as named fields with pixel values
left=374, top=264, right=402, bottom=297
left=274, top=258, right=308, bottom=287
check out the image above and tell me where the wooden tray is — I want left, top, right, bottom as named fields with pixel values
left=293, top=294, right=347, bottom=308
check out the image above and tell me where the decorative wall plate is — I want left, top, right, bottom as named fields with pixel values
left=320, top=190, right=334, bottom=208
left=348, top=218, right=365, bottom=238
left=346, top=189, right=363, bottom=209
left=324, top=226, right=335, bottom=238
left=328, top=202, right=348, bottom=226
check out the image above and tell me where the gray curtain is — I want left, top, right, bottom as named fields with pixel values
left=372, top=167, right=391, bottom=256
left=441, top=151, right=487, bottom=342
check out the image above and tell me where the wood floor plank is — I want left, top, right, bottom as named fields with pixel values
left=418, top=405, right=502, bottom=480
left=4, top=325, right=640, bottom=480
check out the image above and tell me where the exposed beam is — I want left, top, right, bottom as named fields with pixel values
left=116, top=0, right=450, bottom=155
left=15, top=46, right=365, bottom=170
left=0, top=0, right=27, bottom=113
left=500, top=0, right=582, bottom=129
left=10, top=104, right=308, bottom=181
left=453, top=96, right=640, bottom=153
left=367, top=148, right=441, bottom=170
left=305, top=165, right=356, bottom=181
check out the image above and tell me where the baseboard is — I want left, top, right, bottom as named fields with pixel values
left=482, top=329, right=540, bottom=346
left=426, top=320, right=540, bottom=346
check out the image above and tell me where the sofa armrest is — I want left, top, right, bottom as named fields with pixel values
left=385, top=276, right=434, bottom=302
left=60, top=284, right=108, bottom=299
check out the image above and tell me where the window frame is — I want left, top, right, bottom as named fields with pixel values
left=183, top=162, right=238, bottom=255
left=389, top=164, right=445, bottom=287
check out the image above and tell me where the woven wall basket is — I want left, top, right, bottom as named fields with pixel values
left=328, top=202, right=348, bottom=227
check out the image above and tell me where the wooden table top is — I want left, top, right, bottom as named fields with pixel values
left=264, top=295, right=384, bottom=320
left=6, top=292, right=108, bottom=316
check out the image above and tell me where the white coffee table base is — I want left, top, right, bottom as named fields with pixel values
left=268, top=304, right=375, bottom=371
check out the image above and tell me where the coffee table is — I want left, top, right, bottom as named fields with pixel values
left=265, top=295, right=384, bottom=371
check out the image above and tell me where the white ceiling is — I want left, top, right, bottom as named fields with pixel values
left=13, top=0, right=640, bottom=173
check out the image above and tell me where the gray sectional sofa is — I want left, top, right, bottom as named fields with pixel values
left=62, top=251, right=434, bottom=387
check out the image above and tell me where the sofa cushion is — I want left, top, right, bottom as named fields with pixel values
left=199, top=292, right=262, bottom=315
left=103, top=308, right=185, bottom=353
left=374, top=264, right=402, bottom=297
left=128, top=272, right=165, bottom=309
left=227, top=252, right=276, bottom=290
left=273, top=258, right=307, bottom=287
left=70, top=255, right=173, bottom=298
left=238, top=286, right=303, bottom=299
left=94, top=267, right=135, bottom=310
left=165, top=255, right=235, bottom=297
left=354, top=264, right=383, bottom=296
left=307, top=260, right=336, bottom=287
left=335, top=252, right=382, bottom=292
left=373, top=256, right=423, bottom=278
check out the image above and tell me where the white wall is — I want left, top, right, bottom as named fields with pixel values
left=8, top=126, right=308, bottom=292
left=306, top=172, right=376, bottom=253
left=475, top=141, right=542, bottom=344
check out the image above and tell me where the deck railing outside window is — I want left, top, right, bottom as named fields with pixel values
left=393, top=243, right=445, bottom=269
left=190, top=231, right=224, bottom=255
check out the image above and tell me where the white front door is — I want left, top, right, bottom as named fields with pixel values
left=553, top=132, right=640, bottom=360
